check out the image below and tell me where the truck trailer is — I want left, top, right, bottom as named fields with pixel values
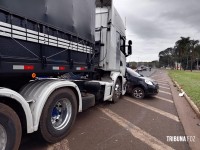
left=0, top=0, right=132, bottom=149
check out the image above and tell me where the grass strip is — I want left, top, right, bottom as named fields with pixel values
left=168, top=70, right=200, bottom=109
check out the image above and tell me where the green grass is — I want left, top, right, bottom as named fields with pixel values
left=168, top=70, right=200, bottom=109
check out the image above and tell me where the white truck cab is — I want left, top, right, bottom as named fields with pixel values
left=0, top=0, right=132, bottom=149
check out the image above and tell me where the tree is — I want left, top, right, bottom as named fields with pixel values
left=158, top=36, right=200, bottom=70
left=190, top=40, right=200, bottom=70
left=174, top=37, right=191, bottom=69
left=159, top=47, right=174, bottom=68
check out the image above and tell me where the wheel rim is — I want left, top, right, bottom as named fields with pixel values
left=0, top=124, right=7, bottom=150
left=51, top=98, right=72, bottom=130
left=114, top=83, right=121, bottom=99
left=133, top=88, right=144, bottom=99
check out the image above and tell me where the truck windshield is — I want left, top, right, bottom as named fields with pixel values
left=126, top=68, right=142, bottom=77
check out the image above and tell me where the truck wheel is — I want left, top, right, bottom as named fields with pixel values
left=132, top=87, right=145, bottom=99
left=0, top=103, right=22, bottom=150
left=112, top=79, right=122, bottom=103
left=39, top=88, right=77, bottom=143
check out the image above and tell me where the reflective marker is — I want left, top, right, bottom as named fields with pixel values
left=13, top=65, right=34, bottom=70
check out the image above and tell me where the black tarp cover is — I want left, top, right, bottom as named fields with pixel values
left=0, top=0, right=95, bottom=43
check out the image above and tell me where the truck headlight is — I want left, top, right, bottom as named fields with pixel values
left=145, top=80, right=153, bottom=85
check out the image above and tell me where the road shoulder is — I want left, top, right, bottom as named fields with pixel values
left=169, top=74, right=200, bottom=150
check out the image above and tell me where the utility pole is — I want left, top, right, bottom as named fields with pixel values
left=197, top=58, right=199, bottom=70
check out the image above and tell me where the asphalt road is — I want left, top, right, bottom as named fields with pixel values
left=20, top=69, right=191, bottom=150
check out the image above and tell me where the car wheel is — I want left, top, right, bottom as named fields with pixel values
left=132, top=87, right=145, bottom=99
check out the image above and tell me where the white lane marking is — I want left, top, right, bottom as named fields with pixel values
left=150, top=74, right=165, bottom=78
left=159, top=86, right=170, bottom=90
left=158, top=83, right=170, bottom=86
left=157, top=81, right=169, bottom=84
left=99, top=107, right=174, bottom=150
left=159, top=90, right=172, bottom=95
left=156, top=79, right=168, bottom=82
left=156, top=78, right=168, bottom=80
left=151, top=74, right=167, bottom=78
left=47, top=139, right=69, bottom=150
left=123, top=97, right=179, bottom=122
left=153, top=78, right=169, bottom=82
left=154, top=96, right=174, bottom=103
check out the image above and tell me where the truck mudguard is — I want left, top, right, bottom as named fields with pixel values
left=0, top=88, right=34, bottom=133
left=19, top=79, right=82, bottom=131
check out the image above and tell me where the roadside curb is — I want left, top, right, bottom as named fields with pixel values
left=171, top=78, right=200, bottom=118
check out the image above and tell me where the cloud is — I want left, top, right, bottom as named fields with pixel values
left=126, top=15, right=166, bottom=39
left=114, top=0, right=200, bottom=62
left=153, top=0, right=200, bottom=31
left=161, top=7, right=200, bottom=31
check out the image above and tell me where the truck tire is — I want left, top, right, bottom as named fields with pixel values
left=112, top=79, right=122, bottom=103
left=0, top=103, right=22, bottom=150
left=39, top=88, right=77, bottom=143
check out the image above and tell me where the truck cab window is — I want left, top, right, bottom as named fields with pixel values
left=116, top=32, right=126, bottom=55
left=120, top=37, right=125, bottom=54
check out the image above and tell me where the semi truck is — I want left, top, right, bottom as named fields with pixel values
left=0, top=0, right=132, bottom=149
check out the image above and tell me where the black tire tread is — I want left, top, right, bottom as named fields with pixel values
left=0, top=103, right=22, bottom=150
left=132, top=87, right=145, bottom=99
left=112, top=79, right=122, bottom=103
left=39, top=88, right=77, bottom=143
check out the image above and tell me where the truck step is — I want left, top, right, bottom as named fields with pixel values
left=82, top=93, right=95, bottom=111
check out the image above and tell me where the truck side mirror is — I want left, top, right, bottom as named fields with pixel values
left=128, top=40, right=132, bottom=55
left=128, top=40, right=132, bottom=45
left=128, top=46, right=132, bottom=55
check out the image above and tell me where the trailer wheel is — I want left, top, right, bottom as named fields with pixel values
left=112, top=79, right=122, bottom=103
left=39, top=88, right=77, bottom=143
left=0, top=103, right=22, bottom=150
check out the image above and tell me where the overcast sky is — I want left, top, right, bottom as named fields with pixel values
left=114, top=0, right=200, bottom=62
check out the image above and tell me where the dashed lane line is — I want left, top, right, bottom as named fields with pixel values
left=150, top=74, right=166, bottom=78
left=99, top=107, right=174, bottom=150
left=156, top=79, right=169, bottom=83
left=159, top=86, right=170, bottom=90
left=158, top=83, right=170, bottom=87
left=159, top=90, right=172, bottom=95
left=154, top=96, right=174, bottom=103
left=47, top=139, right=69, bottom=150
left=157, top=81, right=169, bottom=84
left=123, top=97, right=179, bottom=122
